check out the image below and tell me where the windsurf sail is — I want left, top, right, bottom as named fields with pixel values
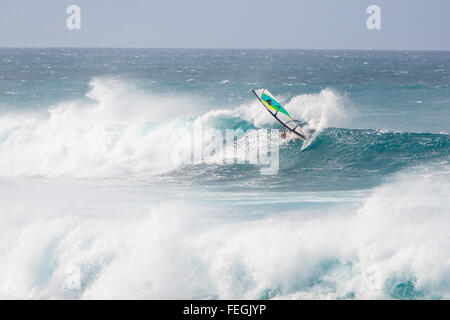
left=252, top=88, right=307, bottom=140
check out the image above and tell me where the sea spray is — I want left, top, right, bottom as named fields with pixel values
left=0, top=166, right=448, bottom=299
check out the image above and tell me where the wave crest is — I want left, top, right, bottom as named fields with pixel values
left=0, top=79, right=348, bottom=178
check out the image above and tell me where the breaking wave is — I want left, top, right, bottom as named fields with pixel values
left=0, top=78, right=348, bottom=178
left=0, top=165, right=449, bottom=299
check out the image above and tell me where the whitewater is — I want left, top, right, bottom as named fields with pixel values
left=0, top=48, right=449, bottom=299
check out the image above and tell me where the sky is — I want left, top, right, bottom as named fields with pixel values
left=0, top=0, right=449, bottom=50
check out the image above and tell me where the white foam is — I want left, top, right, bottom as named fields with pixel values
left=203, top=88, right=346, bottom=134
left=286, top=88, right=348, bottom=133
left=0, top=165, right=448, bottom=299
left=0, top=82, right=346, bottom=178
left=0, top=78, right=208, bottom=178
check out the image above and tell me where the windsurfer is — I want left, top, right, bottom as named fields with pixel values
left=281, top=127, right=287, bottom=139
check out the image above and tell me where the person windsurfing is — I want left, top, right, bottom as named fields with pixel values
left=281, top=124, right=310, bottom=140
left=252, top=88, right=316, bottom=142
left=281, top=127, right=287, bottom=139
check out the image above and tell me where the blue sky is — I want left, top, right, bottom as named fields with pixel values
left=0, top=0, right=449, bottom=50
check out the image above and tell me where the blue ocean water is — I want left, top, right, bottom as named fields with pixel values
left=0, top=48, right=449, bottom=299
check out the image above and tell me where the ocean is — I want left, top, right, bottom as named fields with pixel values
left=0, top=48, right=449, bottom=299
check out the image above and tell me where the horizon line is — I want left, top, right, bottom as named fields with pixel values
left=0, top=46, right=449, bottom=52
